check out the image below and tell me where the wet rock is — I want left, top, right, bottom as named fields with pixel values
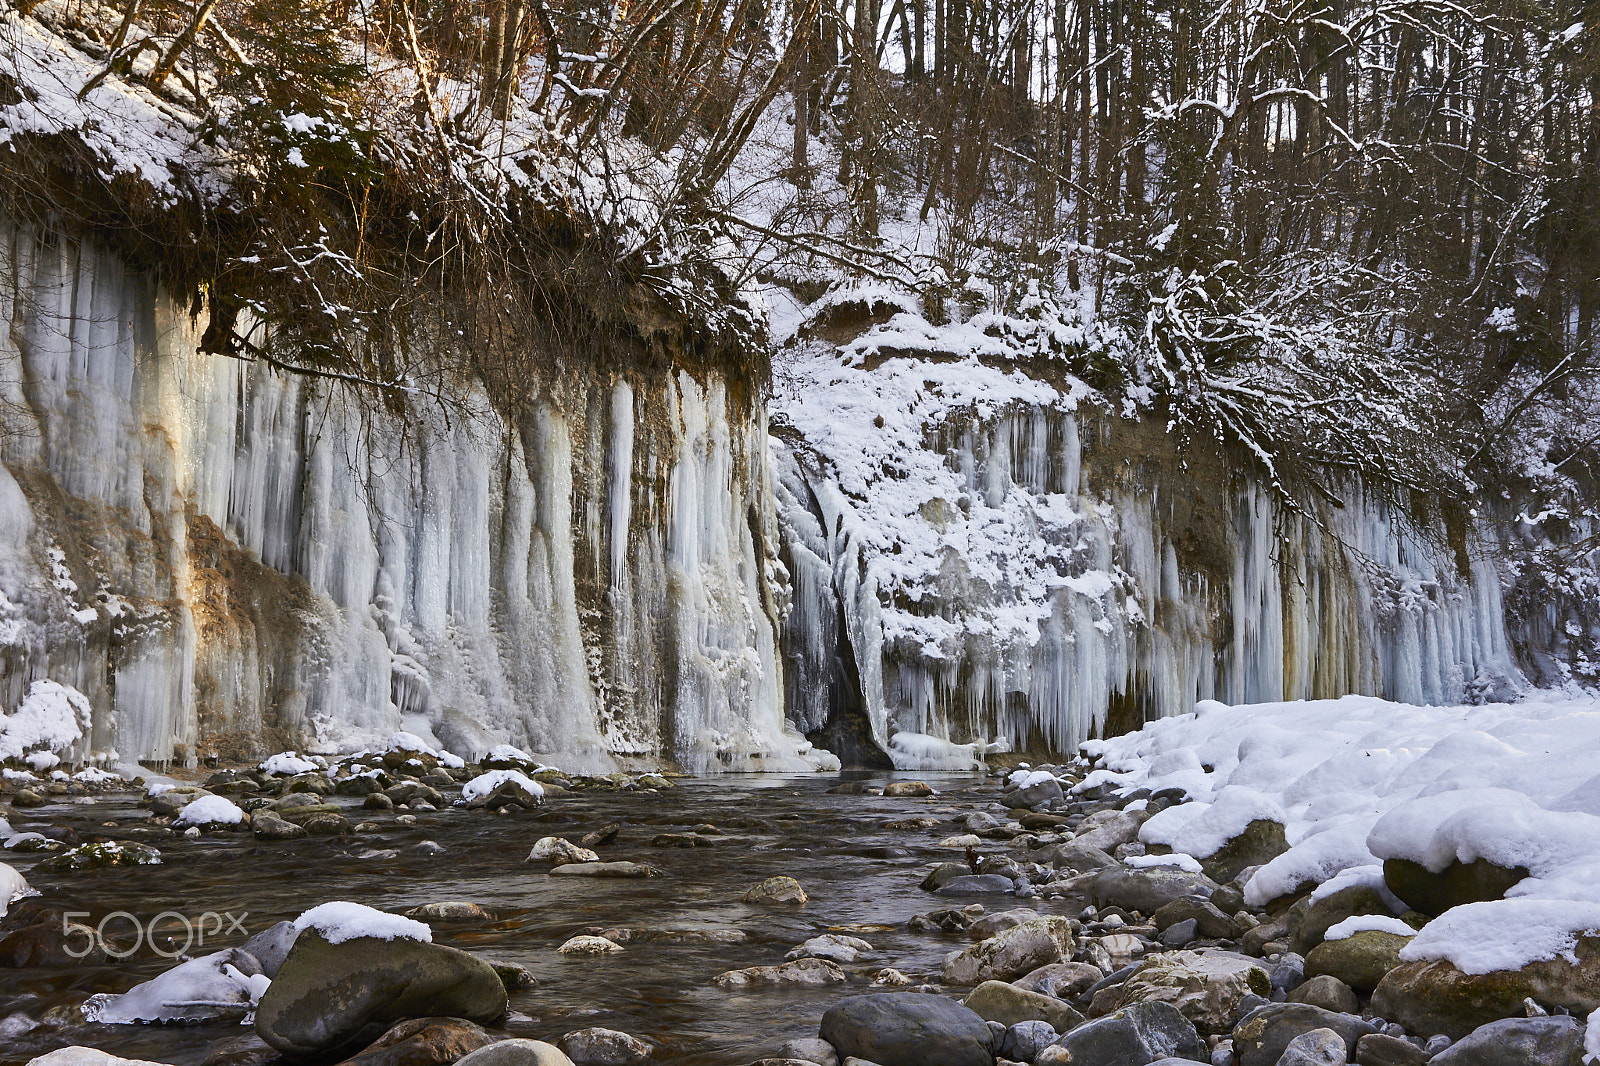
left=963, top=980, right=1084, bottom=1033
left=558, top=935, right=623, bottom=955
left=1110, top=949, right=1271, bottom=1034
left=713, top=958, right=845, bottom=988
left=37, top=841, right=160, bottom=872
left=942, top=915, right=1077, bottom=985
left=1200, top=820, right=1288, bottom=885
left=1241, top=919, right=1290, bottom=957
left=1270, top=953, right=1305, bottom=993
left=744, top=877, right=808, bottom=905
left=254, top=927, right=508, bottom=1058
left=527, top=838, right=600, bottom=864
left=1288, top=975, right=1358, bottom=1015
left=1159, top=919, right=1197, bottom=948
left=303, top=813, right=355, bottom=835
left=403, top=902, right=495, bottom=922
left=336, top=1017, right=496, bottom=1066
left=199, top=1033, right=279, bottom=1066
left=1427, top=1015, right=1584, bottom=1066
left=910, top=904, right=987, bottom=933
left=1352, top=1033, right=1430, bottom=1066
left=1275, top=1027, right=1346, bottom=1066
left=1015, top=776, right=1065, bottom=809
left=364, top=793, right=396, bottom=811
left=1036, top=1000, right=1204, bottom=1065
left=1088, top=867, right=1220, bottom=915
left=787, top=934, right=874, bottom=963
left=556, top=1027, right=653, bottom=1065
left=1289, top=887, right=1392, bottom=955
left=1230, top=1004, right=1376, bottom=1066
left=252, top=810, right=308, bottom=840
left=883, top=781, right=935, bottom=798
left=969, top=909, right=1046, bottom=941
left=924, top=864, right=979, bottom=891
left=1303, top=930, right=1410, bottom=993
left=1382, top=858, right=1528, bottom=917
left=148, top=786, right=211, bottom=816
left=240, top=921, right=300, bottom=977
left=579, top=823, right=621, bottom=848
left=11, top=789, right=48, bottom=809
left=820, top=992, right=995, bottom=1066
left=549, top=862, right=656, bottom=878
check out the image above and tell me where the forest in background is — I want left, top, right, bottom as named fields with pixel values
left=1, top=0, right=1599, bottom=673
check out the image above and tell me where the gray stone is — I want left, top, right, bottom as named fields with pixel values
left=1110, top=950, right=1272, bottom=1035
left=1037, top=1000, right=1205, bottom=1065
left=1161, top=919, right=1198, bottom=948
left=1152, top=899, right=1242, bottom=941
left=454, top=1041, right=575, bottom=1066
left=969, top=910, right=1046, bottom=941
left=745, top=877, right=808, bottom=905
left=1275, top=1027, right=1346, bottom=1066
left=548, top=861, right=657, bottom=878
left=1046, top=844, right=1119, bottom=874
left=1071, top=811, right=1148, bottom=853
left=555, top=1027, right=653, bottom=1066
left=1287, top=975, right=1358, bottom=1015
left=1231, top=1004, right=1376, bottom=1066
left=239, top=921, right=299, bottom=978
left=1088, top=867, right=1220, bottom=915
left=254, top=928, right=508, bottom=1058
left=1013, top=962, right=1106, bottom=999
left=963, top=980, right=1084, bottom=1033
left=1270, top=954, right=1305, bottom=993
left=1289, top=888, right=1392, bottom=955
left=1427, top=1016, right=1584, bottom=1066
left=774, top=1038, right=839, bottom=1066
left=943, top=916, right=1077, bottom=985
left=714, top=958, right=846, bottom=988
left=1017, top=777, right=1065, bottom=809
left=1352, top=1033, right=1429, bottom=1066
left=251, top=810, right=307, bottom=840
left=1001, top=1020, right=1060, bottom=1061
left=819, top=992, right=994, bottom=1066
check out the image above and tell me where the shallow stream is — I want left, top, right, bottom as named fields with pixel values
left=0, top=770, right=1067, bottom=1066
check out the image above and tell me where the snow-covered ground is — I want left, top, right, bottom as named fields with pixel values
left=1082, top=692, right=1600, bottom=972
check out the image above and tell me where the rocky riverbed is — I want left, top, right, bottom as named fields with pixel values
left=0, top=735, right=1593, bottom=1066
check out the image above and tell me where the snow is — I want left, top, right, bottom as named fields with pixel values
left=0, top=862, right=33, bottom=917
left=174, top=794, right=246, bottom=826
left=1009, top=769, right=1059, bottom=789
left=259, top=752, right=320, bottom=776
left=1085, top=693, right=1600, bottom=970
left=1400, top=899, right=1600, bottom=974
left=1585, top=1007, right=1600, bottom=1064
left=292, top=901, right=432, bottom=944
left=1125, top=852, right=1204, bottom=873
left=82, top=949, right=267, bottom=1024
left=1323, top=914, right=1417, bottom=940
left=0, top=680, right=93, bottom=760
left=460, top=769, right=543, bottom=803
left=886, top=732, right=983, bottom=770
left=487, top=744, right=535, bottom=764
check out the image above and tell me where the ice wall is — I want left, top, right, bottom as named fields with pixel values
left=0, top=224, right=824, bottom=772
left=771, top=354, right=1522, bottom=766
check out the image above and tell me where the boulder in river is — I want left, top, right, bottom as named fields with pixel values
left=557, top=935, right=623, bottom=955
left=942, top=915, right=1077, bottom=985
left=882, top=781, right=935, bottom=797
left=555, top=1027, right=653, bottom=1066
left=743, top=876, right=808, bottom=905
left=713, top=958, right=845, bottom=988
left=527, top=838, right=599, bottom=865
left=254, top=926, right=507, bottom=1058
left=819, top=992, right=994, bottom=1066
left=549, top=861, right=657, bottom=878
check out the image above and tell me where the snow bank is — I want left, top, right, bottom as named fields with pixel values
left=292, top=902, right=431, bottom=944
left=1084, top=693, right=1600, bottom=970
left=174, top=794, right=246, bottom=826
left=259, top=752, right=319, bottom=776
left=888, top=732, right=983, bottom=770
left=487, top=744, right=535, bottom=764
left=0, top=680, right=92, bottom=760
left=1399, top=899, right=1600, bottom=974
left=460, top=769, right=543, bottom=802
left=0, top=862, right=33, bottom=917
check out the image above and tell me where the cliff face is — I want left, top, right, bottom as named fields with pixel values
left=770, top=345, right=1521, bottom=768
left=0, top=225, right=822, bottom=771
left=0, top=224, right=1526, bottom=772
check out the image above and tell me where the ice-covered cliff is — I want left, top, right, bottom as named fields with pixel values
left=769, top=322, right=1523, bottom=768
left=0, top=224, right=828, bottom=772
